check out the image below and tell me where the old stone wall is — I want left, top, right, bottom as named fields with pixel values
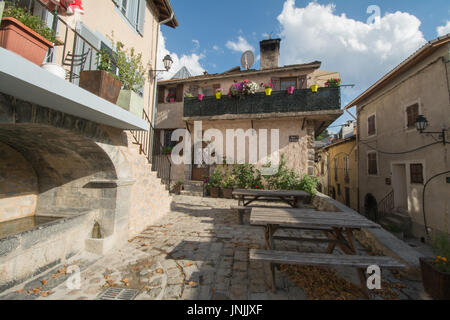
left=0, top=142, right=38, bottom=223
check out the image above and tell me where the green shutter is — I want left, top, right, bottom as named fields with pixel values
left=112, top=0, right=122, bottom=7
left=126, top=0, right=139, bottom=27
left=137, top=0, right=146, bottom=35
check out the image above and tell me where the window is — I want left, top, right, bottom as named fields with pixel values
left=334, top=158, right=338, bottom=181
left=406, top=104, right=419, bottom=129
left=410, top=164, right=424, bottom=184
left=345, top=187, right=350, bottom=207
left=337, top=184, right=341, bottom=196
left=280, top=78, right=297, bottom=91
left=113, top=0, right=146, bottom=35
left=167, top=87, right=177, bottom=102
left=164, top=130, right=177, bottom=148
left=344, top=156, right=350, bottom=182
left=368, top=115, right=376, bottom=136
left=368, top=152, right=378, bottom=175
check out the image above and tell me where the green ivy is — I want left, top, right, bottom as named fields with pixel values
left=3, top=2, right=57, bottom=43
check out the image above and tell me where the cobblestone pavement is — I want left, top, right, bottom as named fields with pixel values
left=0, top=195, right=429, bottom=300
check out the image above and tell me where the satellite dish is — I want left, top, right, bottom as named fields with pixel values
left=241, top=51, right=255, bottom=70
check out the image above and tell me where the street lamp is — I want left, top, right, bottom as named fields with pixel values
left=163, top=55, right=173, bottom=71
left=415, top=115, right=447, bottom=145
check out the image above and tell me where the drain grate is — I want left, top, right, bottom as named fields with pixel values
left=97, top=287, right=140, bottom=300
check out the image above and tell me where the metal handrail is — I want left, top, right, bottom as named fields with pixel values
left=378, top=189, right=394, bottom=218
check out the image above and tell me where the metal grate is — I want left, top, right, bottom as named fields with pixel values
left=97, top=287, right=140, bottom=300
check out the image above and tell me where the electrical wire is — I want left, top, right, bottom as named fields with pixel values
left=361, top=141, right=444, bottom=155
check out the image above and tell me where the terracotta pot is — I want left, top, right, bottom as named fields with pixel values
left=222, top=188, right=233, bottom=199
left=80, top=70, right=122, bottom=104
left=209, top=187, right=220, bottom=198
left=173, top=184, right=182, bottom=195
left=0, top=17, right=54, bottom=66
left=420, top=258, right=450, bottom=300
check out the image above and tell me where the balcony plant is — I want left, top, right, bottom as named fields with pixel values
left=215, top=88, right=222, bottom=100
left=80, top=49, right=123, bottom=104
left=198, top=93, right=205, bottom=101
left=229, top=80, right=258, bottom=99
left=287, top=86, right=295, bottom=95
left=167, top=92, right=176, bottom=102
left=420, top=232, right=450, bottom=299
left=162, top=146, right=173, bottom=155
left=310, top=84, right=319, bottom=93
left=263, top=83, right=274, bottom=96
left=325, top=78, right=341, bottom=87
left=1, top=2, right=56, bottom=65
left=115, top=41, right=147, bottom=117
left=184, top=92, right=194, bottom=98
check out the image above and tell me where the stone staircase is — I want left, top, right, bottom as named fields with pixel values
left=180, top=181, right=204, bottom=197
left=379, top=209, right=413, bottom=239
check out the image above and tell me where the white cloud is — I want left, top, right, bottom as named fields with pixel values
left=437, top=21, right=450, bottom=36
left=213, top=45, right=220, bottom=51
left=277, top=1, right=426, bottom=99
left=192, top=39, right=200, bottom=49
left=156, top=32, right=205, bottom=80
left=226, top=36, right=255, bottom=53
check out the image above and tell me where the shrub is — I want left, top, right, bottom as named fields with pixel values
left=208, top=169, right=223, bottom=188
left=232, top=164, right=259, bottom=189
left=221, top=169, right=235, bottom=189
left=432, top=232, right=450, bottom=273
left=4, top=2, right=57, bottom=43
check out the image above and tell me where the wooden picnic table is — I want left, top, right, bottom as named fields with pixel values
left=250, top=207, right=381, bottom=254
left=232, top=189, right=310, bottom=208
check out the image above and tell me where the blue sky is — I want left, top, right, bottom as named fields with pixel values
left=159, top=0, right=450, bottom=132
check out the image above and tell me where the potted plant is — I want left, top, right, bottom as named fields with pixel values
left=167, top=92, right=176, bottom=103
left=162, top=146, right=173, bottom=155
left=173, top=180, right=183, bottom=195
left=115, top=41, right=147, bottom=117
left=1, top=2, right=56, bottom=66
left=208, top=169, right=222, bottom=198
left=263, top=83, right=274, bottom=96
left=420, top=232, right=450, bottom=300
left=221, top=172, right=235, bottom=199
left=325, top=78, right=341, bottom=87
left=185, top=92, right=194, bottom=98
left=310, top=84, right=319, bottom=93
left=80, top=49, right=123, bottom=104
left=198, top=93, right=205, bottom=101
left=215, top=88, right=222, bottom=100
left=287, top=86, right=295, bottom=95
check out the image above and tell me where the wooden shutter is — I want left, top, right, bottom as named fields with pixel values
left=271, top=77, right=280, bottom=91
left=176, top=84, right=184, bottom=102
left=368, top=153, right=378, bottom=175
left=158, top=86, right=165, bottom=103
left=368, top=115, right=376, bottom=135
left=137, top=0, right=146, bottom=35
left=410, top=164, right=424, bottom=184
left=298, top=75, right=307, bottom=89
left=406, top=104, right=419, bottom=128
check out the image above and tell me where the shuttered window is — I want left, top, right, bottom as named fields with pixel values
left=368, top=152, right=378, bottom=175
left=112, top=0, right=146, bottom=35
left=410, top=164, right=424, bottom=184
left=280, top=78, right=297, bottom=91
left=176, top=84, right=184, bottom=102
left=334, top=158, right=338, bottom=181
left=298, top=75, right=307, bottom=89
left=158, top=86, right=165, bottom=103
left=344, top=156, right=349, bottom=181
left=406, top=104, right=419, bottom=129
left=368, top=115, right=376, bottom=136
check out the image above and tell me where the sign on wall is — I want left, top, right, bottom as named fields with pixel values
left=289, top=135, right=300, bottom=143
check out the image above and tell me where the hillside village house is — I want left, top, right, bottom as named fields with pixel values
left=0, top=0, right=177, bottom=292
left=345, top=34, right=450, bottom=239
left=155, top=39, right=343, bottom=185
left=316, top=123, right=358, bottom=212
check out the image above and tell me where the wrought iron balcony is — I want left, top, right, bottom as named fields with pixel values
left=183, top=87, right=341, bottom=118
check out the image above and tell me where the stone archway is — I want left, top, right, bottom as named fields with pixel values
left=364, top=193, right=379, bottom=222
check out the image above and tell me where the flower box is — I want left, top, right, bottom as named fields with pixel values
left=80, top=70, right=122, bottom=104
left=0, top=17, right=54, bottom=66
left=420, top=258, right=450, bottom=300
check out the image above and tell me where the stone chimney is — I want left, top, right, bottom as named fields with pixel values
left=260, top=38, right=281, bottom=70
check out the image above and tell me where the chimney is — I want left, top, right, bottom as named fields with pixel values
left=260, top=38, right=281, bottom=70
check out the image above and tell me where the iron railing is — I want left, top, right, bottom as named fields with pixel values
left=184, top=87, right=341, bottom=118
left=130, top=109, right=172, bottom=189
left=378, top=190, right=394, bottom=218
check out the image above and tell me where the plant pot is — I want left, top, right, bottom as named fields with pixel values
left=310, top=84, right=319, bottom=93
left=222, top=188, right=233, bottom=199
left=169, top=98, right=175, bottom=103
left=209, top=187, right=220, bottom=198
left=265, top=88, right=272, bottom=96
left=116, top=89, right=144, bottom=117
left=0, top=17, right=54, bottom=66
left=287, top=86, right=295, bottom=95
left=420, top=258, right=450, bottom=300
left=198, top=94, right=205, bottom=101
left=216, top=92, right=222, bottom=100
left=80, top=70, right=122, bottom=104
left=41, top=62, right=66, bottom=79
left=173, top=184, right=182, bottom=195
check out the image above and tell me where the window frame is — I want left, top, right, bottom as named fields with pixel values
left=112, top=0, right=146, bottom=36
left=410, top=163, right=424, bottom=184
left=367, top=114, right=376, bottom=137
left=405, top=102, right=421, bottom=130
left=334, top=158, right=338, bottom=181
left=367, top=151, right=378, bottom=176
left=280, top=77, right=298, bottom=91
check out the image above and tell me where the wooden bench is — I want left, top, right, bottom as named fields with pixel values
left=249, top=249, right=406, bottom=298
left=230, top=205, right=297, bottom=225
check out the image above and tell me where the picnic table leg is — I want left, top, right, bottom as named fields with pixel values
left=345, top=228, right=356, bottom=253
left=264, top=225, right=278, bottom=250
left=269, top=263, right=276, bottom=293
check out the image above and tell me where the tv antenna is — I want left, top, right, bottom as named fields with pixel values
left=241, top=50, right=255, bottom=70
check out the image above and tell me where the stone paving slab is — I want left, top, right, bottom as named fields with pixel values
left=0, top=195, right=430, bottom=300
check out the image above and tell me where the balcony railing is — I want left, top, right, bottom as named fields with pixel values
left=183, top=87, right=341, bottom=118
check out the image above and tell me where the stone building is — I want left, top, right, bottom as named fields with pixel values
left=344, top=34, right=450, bottom=238
left=0, top=0, right=177, bottom=292
left=155, top=39, right=343, bottom=183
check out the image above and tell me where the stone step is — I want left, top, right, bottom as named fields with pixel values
left=183, top=185, right=204, bottom=192
left=180, top=190, right=204, bottom=197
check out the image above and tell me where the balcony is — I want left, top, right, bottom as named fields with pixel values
left=183, top=87, right=341, bottom=120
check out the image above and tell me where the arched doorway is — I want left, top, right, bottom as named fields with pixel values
left=364, top=193, right=379, bottom=222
